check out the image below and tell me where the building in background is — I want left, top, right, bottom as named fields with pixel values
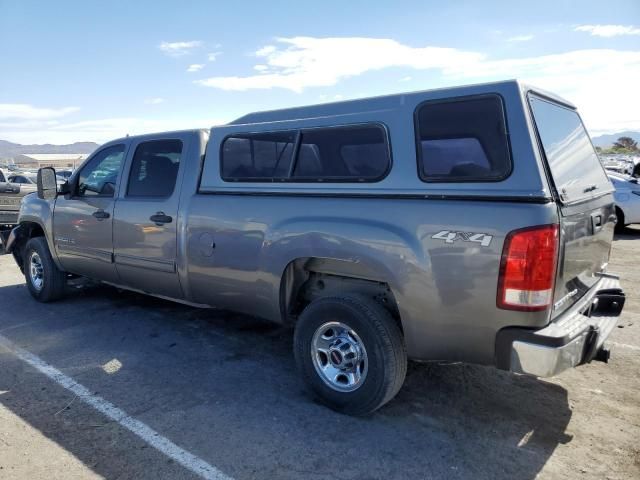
left=13, top=153, right=89, bottom=170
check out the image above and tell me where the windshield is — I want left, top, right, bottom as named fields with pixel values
left=529, top=95, right=612, bottom=203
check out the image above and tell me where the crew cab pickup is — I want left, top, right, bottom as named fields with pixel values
left=0, top=169, right=33, bottom=251
left=5, top=80, right=625, bottom=415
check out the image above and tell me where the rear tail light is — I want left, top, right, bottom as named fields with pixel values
left=497, top=224, right=559, bottom=311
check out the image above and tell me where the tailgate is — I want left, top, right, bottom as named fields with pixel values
left=528, top=94, right=616, bottom=318
left=0, top=182, right=24, bottom=225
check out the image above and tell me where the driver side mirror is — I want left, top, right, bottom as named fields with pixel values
left=37, top=167, right=58, bottom=200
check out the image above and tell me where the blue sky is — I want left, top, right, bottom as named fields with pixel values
left=1, top=0, right=639, bottom=144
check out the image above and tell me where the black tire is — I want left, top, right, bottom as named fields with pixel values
left=294, top=294, right=407, bottom=416
left=615, top=207, right=626, bottom=233
left=23, top=237, right=66, bottom=302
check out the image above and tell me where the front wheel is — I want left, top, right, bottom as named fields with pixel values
left=294, top=294, right=407, bottom=415
left=23, top=237, right=66, bottom=302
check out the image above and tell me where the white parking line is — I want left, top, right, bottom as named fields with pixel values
left=0, top=334, right=233, bottom=480
left=609, top=341, right=640, bottom=351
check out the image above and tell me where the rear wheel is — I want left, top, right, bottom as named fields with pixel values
left=294, top=294, right=407, bottom=415
left=615, top=207, right=626, bottom=233
left=23, top=237, right=66, bottom=302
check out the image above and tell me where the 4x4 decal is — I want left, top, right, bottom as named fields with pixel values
left=431, top=230, right=493, bottom=247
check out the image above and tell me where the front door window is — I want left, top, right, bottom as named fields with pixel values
left=77, top=145, right=126, bottom=197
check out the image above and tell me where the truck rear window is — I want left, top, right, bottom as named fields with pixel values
left=529, top=95, right=611, bottom=203
left=415, top=95, right=511, bottom=182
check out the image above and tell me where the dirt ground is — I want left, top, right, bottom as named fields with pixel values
left=0, top=227, right=638, bottom=480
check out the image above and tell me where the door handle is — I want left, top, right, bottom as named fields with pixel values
left=92, top=209, right=110, bottom=220
left=149, top=212, right=173, bottom=226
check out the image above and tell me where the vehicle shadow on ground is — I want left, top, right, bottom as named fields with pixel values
left=614, top=225, right=640, bottom=241
left=0, top=283, right=573, bottom=480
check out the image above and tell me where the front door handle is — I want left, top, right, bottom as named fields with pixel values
left=92, top=209, right=110, bottom=220
left=150, top=212, right=173, bottom=226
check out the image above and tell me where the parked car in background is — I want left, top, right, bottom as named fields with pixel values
left=601, top=154, right=640, bottom=177
left=8, top=173, right=38, bottom=189
left=601, top=156, right=634, bottom=176
left=1, top=170, right=34, bottom=250
left=609, top=172, right=640, bottom=232
left=56, top=170, right=73, bottom=181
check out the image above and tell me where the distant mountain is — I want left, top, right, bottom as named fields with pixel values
left=0, top=139, right=99, bottom=159
left=3, top=132, right=632, bottom=158
left=591, top=131, right=640, bottom=148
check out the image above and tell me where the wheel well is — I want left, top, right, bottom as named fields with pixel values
left=280, top=258, right=402, bottom=330
left=12, top=221, right=45, bottom=271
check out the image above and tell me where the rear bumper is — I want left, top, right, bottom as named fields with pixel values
left=496, top=274, right=625, bottom=377
left=0, top=210, right=19, bottom=226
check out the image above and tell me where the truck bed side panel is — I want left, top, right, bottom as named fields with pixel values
left=185, top=194, right=558, bottom=364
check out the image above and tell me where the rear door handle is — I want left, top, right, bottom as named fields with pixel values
left=150, top=212, right=173, bottom=226
left=92, top=209, right=110, bottom=220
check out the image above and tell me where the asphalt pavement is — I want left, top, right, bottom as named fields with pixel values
left=1, top=228, right=639, bottom=480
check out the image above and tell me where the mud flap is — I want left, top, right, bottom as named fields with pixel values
left=579, top=325, right=600, bottom=365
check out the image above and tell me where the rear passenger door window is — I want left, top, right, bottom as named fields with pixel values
left=416, top=95, right=511, bottom=182
left=127, top=139, right=182, bottom=197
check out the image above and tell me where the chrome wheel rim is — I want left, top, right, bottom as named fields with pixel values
left=29, top=252, right=44, bottom=291
left=311, top=321, right=368, bottom=392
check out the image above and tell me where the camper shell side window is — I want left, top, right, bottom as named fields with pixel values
left=415, top=94, right=512, bottom=183
left=220, top=123, right=391, bottom=183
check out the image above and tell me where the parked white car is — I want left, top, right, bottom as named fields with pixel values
left=600, top=154, right=640, bottom=176
left=609, top=172, right=640, bottom=231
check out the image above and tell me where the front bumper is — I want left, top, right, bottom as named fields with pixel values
left=496, top=274, right=625, bottom=378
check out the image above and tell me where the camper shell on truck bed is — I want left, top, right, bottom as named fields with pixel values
left=5, top=80, right=625, bottom=415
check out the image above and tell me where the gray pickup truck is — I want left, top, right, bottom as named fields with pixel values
left=0, top=169, right=33, bottom=249
left=5, top=80, right=626, bottom=415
